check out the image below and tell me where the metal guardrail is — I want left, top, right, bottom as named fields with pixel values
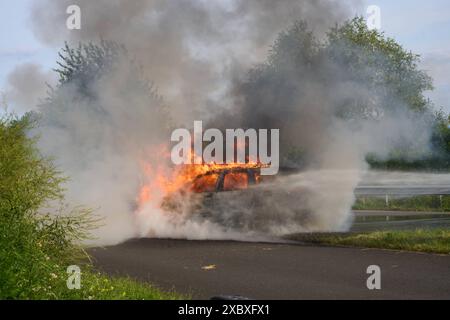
left=355, top=186, right=450, bottom=196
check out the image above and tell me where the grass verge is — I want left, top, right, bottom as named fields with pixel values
left=288, top=229, right=450, bottom=254
left=25, top=266, right=184, bottom=300
left=353, top=195, right=450, bottom=212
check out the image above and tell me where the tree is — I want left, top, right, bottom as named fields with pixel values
left=36, top=40, right=172, bottom=170
left=55, top=40, right=124, bottom=87
left=326, top=17, right=433, bottom=117
left=233, top=17, right=438, bottom=167
left=260, top=17, right=434, bottom=119
left=44, top=40, right=167, bottom=118
left=431, top=110, right=450, bottom=156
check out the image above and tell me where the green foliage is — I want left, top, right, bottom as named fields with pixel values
left=367, top=110, right=450, bottom=170
left=0, top=113, right=87, bottom=298
left=367, top=155, right=450, bottom=171
left=353, top=195, right=450, bottom=212
left=327, top=17, right=433, bottom=114
left=431, top=110, right=450, bottom=155
left=0, top=114, right=180, bottom=299
left=41, top=269, right=184, bottom=300
left=327, top=18, right=448, bottom=168
left=258, top=17, right=434, bottom=118
left=0, top=113, right=63, bottom=213
left=241, top=17, right=439, bottom=166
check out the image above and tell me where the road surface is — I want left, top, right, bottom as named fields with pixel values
left=89, top=238, right=450, bottom=300
left=357, top=171, right=450, bottom=196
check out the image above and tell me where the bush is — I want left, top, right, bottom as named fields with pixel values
left=0, top=113, right=181, bottom=299
left=1, top=113, right=87, bottom=298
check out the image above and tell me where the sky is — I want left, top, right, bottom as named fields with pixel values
left=368, top=0, right=450, bottom=112
left=0, top=0, right=449, bottom=113
left=0, top=0, right=55, bottom=84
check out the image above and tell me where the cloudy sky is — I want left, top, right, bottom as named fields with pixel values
left=0, top=0, right=449, bottom=112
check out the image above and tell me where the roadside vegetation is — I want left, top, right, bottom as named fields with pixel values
left=366, top=110, right=450, bottom=171
left=0, top=113, right=183, bottom=300
left=247, top=17, right=449, bottom=169
left=353, top=195, right=450, bottom=212
left=288, top=229, right=450, bottom=255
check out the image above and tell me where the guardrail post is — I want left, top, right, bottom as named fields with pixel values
left=385, top=194, right=389, bottom=207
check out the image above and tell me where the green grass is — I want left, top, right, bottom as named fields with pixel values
left=76, top=273, right=184, bottom=300
left=25, top=266, right=185, bottom=300
left=0, top=223, right=186, bottom=300
left=289, top=229, right=450, bottom=254
left=353, top=195, right=450, bottom=212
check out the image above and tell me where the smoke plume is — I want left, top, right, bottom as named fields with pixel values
left=13, top=0, right=435, bottom=244
left=31, top=0, right=361, bottom=123
left=4, top=63, right=55, bottom=113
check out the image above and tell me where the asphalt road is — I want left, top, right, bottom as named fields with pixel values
left=89, top=238, right=450, bottom=300
left=357, top=172, right=450, bottom=196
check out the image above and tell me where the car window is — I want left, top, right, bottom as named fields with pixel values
left=191, top=174, right=219, bottom=193
left=223, top=172, right=248, bottom=191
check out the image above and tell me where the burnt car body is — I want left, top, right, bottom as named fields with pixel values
left=192, top=167, right=262, bottom=192
left=161, top=166, right=313, bottom=233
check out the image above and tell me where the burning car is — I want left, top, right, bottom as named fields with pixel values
left=156, top=164, right=312, bottom=233
left=186, top=165, right=266, bottom=193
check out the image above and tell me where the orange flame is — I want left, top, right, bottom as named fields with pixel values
left=137, top=161, right=266, bottom=209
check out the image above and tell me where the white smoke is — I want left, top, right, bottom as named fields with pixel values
left=4, top=63, right=55, bottom=113
left=4, top=0, right=437, bottom=244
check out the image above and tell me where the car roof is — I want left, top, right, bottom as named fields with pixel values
left=194, top=166, right=260, bottom=179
